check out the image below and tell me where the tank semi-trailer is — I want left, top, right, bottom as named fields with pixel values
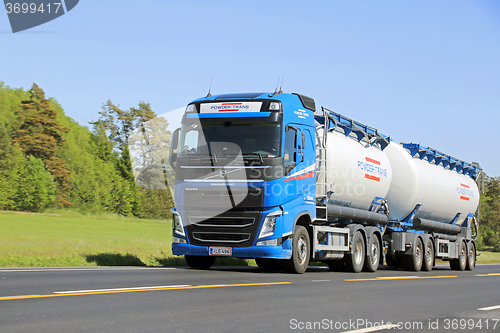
left=170, top=92, right=480, bottom=274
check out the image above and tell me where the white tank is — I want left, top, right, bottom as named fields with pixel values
left=317, top=125, right=393, bottom=211
left=384, top=143, right=479, bottom=225
left=316, top=121, right=479, bottom=226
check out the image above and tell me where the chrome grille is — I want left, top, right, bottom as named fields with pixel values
left=192, top=232, right=251, bottom=243
left=189, top=216, right=255, bottom=228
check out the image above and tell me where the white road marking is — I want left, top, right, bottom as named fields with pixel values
left=312, top=279, right=331, bottom=282
left=478, top=304, right=500, bottom=311
left=54, top=285, right=191, bottom=294
left=341, top=324, right=399, bottom=333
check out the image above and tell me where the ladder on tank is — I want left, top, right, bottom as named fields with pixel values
left=315, top=107, right=329, bottom=223
left=314, top=107, right=391, bottom=224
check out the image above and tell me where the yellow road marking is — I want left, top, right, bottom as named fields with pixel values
left=345, top=275, right=457, bottom=282
left=477, top=273, right=500, bottom=277
left=0, top=282, right=291, bottom=301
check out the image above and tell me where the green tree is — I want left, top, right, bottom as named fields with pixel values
left=0, top=122, right=22, bottom=209
left=481, top=177, right=500, bottom=251
left=15, top=155, right=56, bottom=212
left=92, top=100, right=172, bottom=218
left=12, top=83, right=71, bottom=207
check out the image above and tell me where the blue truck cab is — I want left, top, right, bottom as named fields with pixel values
left=170, top=92, right=317, bottom=272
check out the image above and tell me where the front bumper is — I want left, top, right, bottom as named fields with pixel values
left=172, top=242, right=292, bottom=259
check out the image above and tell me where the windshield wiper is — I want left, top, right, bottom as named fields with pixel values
left=242, top=153, right=264, bottom=165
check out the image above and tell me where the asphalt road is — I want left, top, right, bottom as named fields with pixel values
left=1, top=264, right=500, bottom=333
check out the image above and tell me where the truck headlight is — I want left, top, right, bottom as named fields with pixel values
left=186, top=104, right=197, bottom=113
left=172, top=213, right=186, bottom=237
left=258, top=211, right=282, bottom=239
left=269, top=102, right=281, bottom=111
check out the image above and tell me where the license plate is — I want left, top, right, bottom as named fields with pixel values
left=209, top=247, right=232, bottom=256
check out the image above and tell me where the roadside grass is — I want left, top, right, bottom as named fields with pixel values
left=0, top=211, right=255, bottom=267
left=476, top=250, right=500, bottom=264
left=1, top=210, right=498, bottom=267
left=0, top=210, right=173, bottom=267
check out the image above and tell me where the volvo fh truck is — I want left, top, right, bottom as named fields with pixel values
left=169, top=92, right=480, bottom=274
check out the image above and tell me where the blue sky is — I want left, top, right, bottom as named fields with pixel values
left=1, top=0, right=499, bottom=176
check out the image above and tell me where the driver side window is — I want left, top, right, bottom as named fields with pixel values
left=284, top=127, right=296, bottom=171
left=182, top=129, right=199, bottom=155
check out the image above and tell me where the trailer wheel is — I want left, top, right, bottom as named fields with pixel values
left=465, top=242, right=475, bottom=271
left=283, top=226, right=310, bottom=274
left=344, top=231, right=365, bottom=273
left=422, top=239, right=434, bottom=271
left=185, top=255, right=215, bottom=270
left=403, top=238, right=423, bottom=272
left=450, top=242, right=467, bottom=271
left=363, top=236, right=380, bottom=272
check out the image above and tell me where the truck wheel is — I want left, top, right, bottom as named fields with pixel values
left=403, top=238, right=423, bottom=271
left=363, top=236, right=380, bottom=272
left=185, top=255, right=215, bottom=270
left=344, top=231, right=365, bottom=273
left=450, top=242, right=467, bottom=271
left=465, top=242, right=475, bottom=271
left=422, top=239, right=434, bottom=271
left=284, top=226, right=310, bottom=274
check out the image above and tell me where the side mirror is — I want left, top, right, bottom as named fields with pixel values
left=169, top=128, right=180, bottom=170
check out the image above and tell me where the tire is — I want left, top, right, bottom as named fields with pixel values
left=403, top=237, right=423, bottom=272
left=422, top=238, right=435, bottom=272
left=185, top=255, right=215, bottom=270
left=465, top=242, right=475, bottom=271
left=283, top=226, right=310, bottom=274
left=344, top=231, right=365, bottom=273
left=363, top=236, right=380, bottom=272
left=450, top=241, right=467, bottom=271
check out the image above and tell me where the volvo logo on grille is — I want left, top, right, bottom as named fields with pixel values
left=219, top=169, right=227, bottom=177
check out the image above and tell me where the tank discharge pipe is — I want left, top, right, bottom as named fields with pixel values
left=327, top=205, right=389, bottom=225
left=413, top=218, right=461, bottom=235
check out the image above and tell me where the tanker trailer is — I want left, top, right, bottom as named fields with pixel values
left=383, top=143, right=480, bottom=271
left=313, top=107, right=479, bottom=273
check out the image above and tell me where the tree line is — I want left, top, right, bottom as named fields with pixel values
left=0, top=82, right=172, bottom=219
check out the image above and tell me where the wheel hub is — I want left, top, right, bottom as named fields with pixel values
left=297, top=235, right=307, bottom=265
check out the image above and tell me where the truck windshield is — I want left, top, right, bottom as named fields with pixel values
left=178, top=122, right=281, bottom=158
